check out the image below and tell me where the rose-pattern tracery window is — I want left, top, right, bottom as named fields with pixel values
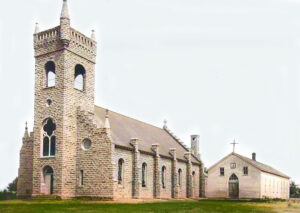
left=43, top=118, right=56, bottom=157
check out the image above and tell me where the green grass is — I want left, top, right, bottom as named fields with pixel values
left=0, top=199, right=299, bottom=213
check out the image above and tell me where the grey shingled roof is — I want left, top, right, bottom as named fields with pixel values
left=233, top=153, right=290, bottom=179
left=208, top=152, right=289, bottom=179
left=94, top=106, right=201, bottom=164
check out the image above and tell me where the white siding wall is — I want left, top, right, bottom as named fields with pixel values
left=207, top=155, right=261, bottom=198
left=260, top=172, right=289, bottom=199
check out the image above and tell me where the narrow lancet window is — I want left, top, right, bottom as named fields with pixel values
left=178, top=169, right=182, bottom=186
left=142, top=163, right=147, bottom=187
left=79, top=170, right=84, bottom=186
left=118, top=159, right=124, bottom=185
left=162, top=166, right=166, bottom=188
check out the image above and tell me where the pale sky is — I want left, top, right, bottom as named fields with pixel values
left=0, top=0, right=299, bottom=190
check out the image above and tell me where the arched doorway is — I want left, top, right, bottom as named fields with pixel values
left=43, top=166, right=54, bottom=195
left=229, top=174, right=239, bottom=198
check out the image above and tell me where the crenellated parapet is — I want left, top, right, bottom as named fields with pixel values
left=34, top=26, right=97, bottom=62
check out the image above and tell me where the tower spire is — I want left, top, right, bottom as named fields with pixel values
left=60, top=0, right=71, bottom=44
left=61, top=0, right=70, bottom=20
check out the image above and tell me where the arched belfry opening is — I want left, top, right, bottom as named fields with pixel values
left=74, top=64, right=86, bottom=91
left=229, top=174, right=239, bottom=198
left=45, top=61, right=56, bottom=87
left=42, top=166, right=54, bottom=195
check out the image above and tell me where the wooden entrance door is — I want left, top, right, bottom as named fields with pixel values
left=43, top=166, right=54, bottom=195
left=229, top=174, right=239, bottom=199
left=229, top=182, right=239, bottom=198
left=44, top=174, right=53, bottom=195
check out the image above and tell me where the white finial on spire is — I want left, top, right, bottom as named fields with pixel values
left=91, top=30, right=96, bottom=40
left=24, top=122, right=29, bottom=138
left=104, top=109, right=111, bottom=129
left=34, top=23, right=40, bottom=34
left=61, top=0, right=70, bottom=19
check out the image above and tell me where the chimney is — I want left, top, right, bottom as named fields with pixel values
left=252, top=153, right=256, bottom=161
left=191, top=135, right=200, bottom=159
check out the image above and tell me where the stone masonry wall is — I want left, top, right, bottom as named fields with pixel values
left=139, top=153, right=155, bottom=199
left=17, top=134, right=34, bottom=198
left=32, top=19, right=96, bottom=198
left=113, top=148, right=133, bottom=199
left=160, top=157, right=172, bottom=199
left=75, top=110, right=114, bottom=199
left=192, top=164, right=200, bottom=198
left=177, top=161, right=187, bottom=198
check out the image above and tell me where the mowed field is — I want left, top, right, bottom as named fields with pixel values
left=0, top=199, right=300, bottom=213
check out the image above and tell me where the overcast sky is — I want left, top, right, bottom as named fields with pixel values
left=0, top=0, right=299, bottom=190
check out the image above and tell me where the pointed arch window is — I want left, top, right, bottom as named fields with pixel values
left=42, top=118, right=56, bottom=157
left=192, top=171, right=196, bottom=187
left=74, top=64, right=86, bottom=91
left=229, top=173, right=238, bottom=181
left=178, top=169, right=182, bottom=186
left=118, top=159, right=124, bottom=185
left=142, top=163, right=147, bottom=187
left=45, top=61, right=56, bottom=87
left=162, top=166, right=166, bottom=189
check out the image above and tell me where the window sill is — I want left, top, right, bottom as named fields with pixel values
left=74, top=88, right=84, bottom=92
left=39, top=156, right=56, bottom=159
left=117, top=184, right=124, bottom=189
left=43, top=86, right=55, bottom=90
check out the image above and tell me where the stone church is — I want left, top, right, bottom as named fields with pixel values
left=206, top=152, right=290, bottom=199
left=17, top=0, right=205, bottom=199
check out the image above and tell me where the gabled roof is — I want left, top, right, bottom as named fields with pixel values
left=208, top=152, right=289, bottom=179
left=94, top=106, right=201, bottom=164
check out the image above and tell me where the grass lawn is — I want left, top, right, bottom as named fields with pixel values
left=0, top=199, right=299, bottom=213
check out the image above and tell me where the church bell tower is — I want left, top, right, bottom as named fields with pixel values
left=31, top=0, right=97, bottom=197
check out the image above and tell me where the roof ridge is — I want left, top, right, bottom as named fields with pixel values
left=162, top=125, right=202, bottom=163
left=232, top=152, right=289, bottom=179
left=95, top=105, right=165, bottom=132
left=163, top=125, right=188, bottom=149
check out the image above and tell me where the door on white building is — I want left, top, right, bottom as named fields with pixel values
left=229, top=174, right=239, bottom=198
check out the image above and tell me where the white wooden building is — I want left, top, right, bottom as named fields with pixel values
left=206, top=152, right=290, bottom=199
